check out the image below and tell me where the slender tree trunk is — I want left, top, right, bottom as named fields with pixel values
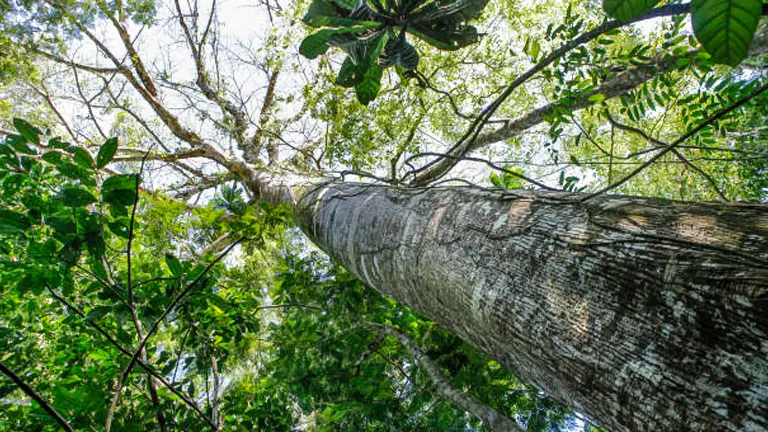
left=257, top=176, right=768, bottom=431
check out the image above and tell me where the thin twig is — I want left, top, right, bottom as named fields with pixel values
left=583, top=80, right=768, bottom=200
left=105, top=238, right=243, bottom=431
left=44, top=284, right=216, bottom=428
left=604, top=109, right=728, bottom=201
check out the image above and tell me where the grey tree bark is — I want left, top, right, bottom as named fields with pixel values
left=257, top=175, right=768, bottom=432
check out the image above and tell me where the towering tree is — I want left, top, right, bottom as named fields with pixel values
left=1, top=0, right=767, bottom=430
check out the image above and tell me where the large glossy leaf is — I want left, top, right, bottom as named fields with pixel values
left=300, top=26, right=376, bottom=59
left=304, top=0, right=344, bottom=22
left=101, top=174, right=139, bottom=207
left=356, top=63, right=384, bottom=105
left=380, top=34, right=419, bottom=70
left=409, top=0, right=490, bottom=26
left=96, top=137, right=118, bottom=169
left=303, top=0, right=378, bottom=27
left=408, top=24, right=478, bottom=50
left=355, top=32, right=389, bottom=105
left=0, top=209, right=30, bottom=233
left=691, top=0, right=762, bottom=66
left=602, top=0, right=661, bottom=22
left=331, top=0, right=357, bottom=10
left=12, top=118, right=41, bottom=145
left=350, top=0, right=387, bottom=21
left=300, top=0, right=492, bottom=104
left=336, top=57, right=364, bottom=87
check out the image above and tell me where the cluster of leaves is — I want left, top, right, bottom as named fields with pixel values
left=1, top=119, right=132, bottom=269
left=0, top=120, right=290, bottom=430
left=299, top=0, right=490, bottom=105
left=603, top=0, right=763, bottom=66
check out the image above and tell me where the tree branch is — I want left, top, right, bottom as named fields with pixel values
left=583, top=79, right=768, bottom=200
left=379, top=325, right=523, bottom=432
left=0, top=360, right=75, bottom=432
left=174, top=0, right=250, bottom=147
left=604, top=109, right=728, bottom=201
left=105, top=238, right=243, bottom=431
left=44, top=284, right=216, bottom=428
left=407, top=4, right=768, bottom=187
left=97, top=0, right=158, bottom=97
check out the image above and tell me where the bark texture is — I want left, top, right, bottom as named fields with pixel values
left=283, top=181, right=768, bottom=432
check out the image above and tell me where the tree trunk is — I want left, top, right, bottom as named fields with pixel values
left=260, top=176, right=768, bottom=431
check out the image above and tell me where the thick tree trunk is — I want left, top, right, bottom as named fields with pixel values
left=259, top=176, right=768, bottom=431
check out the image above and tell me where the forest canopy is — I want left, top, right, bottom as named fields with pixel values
left=0, top=0, right=767, bottom=431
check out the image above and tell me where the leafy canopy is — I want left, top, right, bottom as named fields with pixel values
left=303, top=0, right=765, bottom=107
left=299, top=0, right=490, bottom=104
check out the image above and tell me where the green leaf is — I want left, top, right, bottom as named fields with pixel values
left=303, top=0, right=378, bottom=27
left=165, top=253, right=183, bottom=276
left=489, top=172, right=502, bottom=188
left=59, top=187, right=97, bottom=207
left=408, top=25, right=478, bottom=51
left=303, top=0, right=341, bottom=24
left=102, top=174, right=139, bottom=207
left=80, top=212, right=106, bottom=259
left=12, top=118, right=41, bottom=145
left=330, top=0, right=356, bottom=10
left=84, top=306, right=112, bottom=323
left=88, top=349, right=112, bottom=361
left=67, top=145, right=95, bottom=168
left=299, top=26, right=376, bottom=59
left=96, top=137, right=118, bottom=169
left=588, top=93, right=606, bottom=103
left=355, top=64, right=383, bottom=105
left=42, top=151, right=63, bottom=164
left=55, top=160, right=96, bottom=186
left=380, top=35, right=420, bottom=70
left=48, top=137, right=70, bottom=149
left=355, top=32, right=389, bottom=105
left=47, top=213, right=77, bottom=243
left=58, top=240, right=83, bottom=269
left=2, top=174, right=26, bottom=196
left=410, top=0, right=490, bottom=26
left=691, top=0, right=762, bottom=66
left=0, top=209, right=30, bottom=233
left=336, top=57, right=364, bottom=87
left=5, top=134, right=36, bottom=154
left=107, top=219, right=130, bottom=239
left=602, top=0, right=661, bottom=21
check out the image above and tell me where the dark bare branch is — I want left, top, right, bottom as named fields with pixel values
left=0, top=361, right=75, bottom=432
